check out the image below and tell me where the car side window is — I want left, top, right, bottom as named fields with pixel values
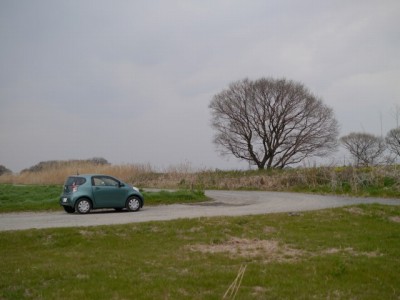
left=93, top=176, right=118, bottom=186
left=92, top=177, right=104, bottom=186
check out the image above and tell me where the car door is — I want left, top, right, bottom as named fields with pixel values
left=91, top=176, right=126, bottom=208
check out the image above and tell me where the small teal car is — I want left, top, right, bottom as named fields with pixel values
left=60, top=174, right=144, bottom=214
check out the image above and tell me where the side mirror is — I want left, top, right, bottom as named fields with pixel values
left=118, top=182, right=125, bottom=187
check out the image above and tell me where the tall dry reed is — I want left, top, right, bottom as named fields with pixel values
left=1, top=162, right=399, bottom=197
left=0, top=162, right=154, bottom=185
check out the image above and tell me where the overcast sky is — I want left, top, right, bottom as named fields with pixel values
left=1, top=0, right=399, bottom=172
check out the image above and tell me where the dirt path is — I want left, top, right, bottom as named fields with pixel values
left=1, top=190, right=399, bottom=231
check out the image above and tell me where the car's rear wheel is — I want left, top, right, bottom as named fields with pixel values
left=76, top=198, right=91, bottom=214
left=63, top=206, right=75, bottom=214
left=126, top=196, right=141, bottom=212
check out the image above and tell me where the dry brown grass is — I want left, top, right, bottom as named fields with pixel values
left=1, top=161, right=399, bottom=198
left=389, top=216, right=400, bottom=223
left=186, top=237, right=383, bottom=262
left=0, top=162, right=154, bottom=185
left=187, top=238, right=306, bottom=263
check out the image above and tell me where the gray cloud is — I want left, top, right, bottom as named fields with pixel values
left=1, top=0, right=399, bottom=172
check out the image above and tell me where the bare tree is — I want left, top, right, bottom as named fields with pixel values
left=391, top=104, right=400, bottom=128
left=209, top=78, right=339, bottom=169
left=340, top=132, right=386, bottom=166
left=386, top=127, right=400, bottom=157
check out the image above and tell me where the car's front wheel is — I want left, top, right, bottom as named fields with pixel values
left=76, top=198, right=91, bottom=214
left=63, top=206, right=75, bottom=214
left=126, top=196, right=141, bottom=212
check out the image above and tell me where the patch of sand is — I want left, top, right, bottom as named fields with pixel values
left=187, top=237, right=383, bottom=262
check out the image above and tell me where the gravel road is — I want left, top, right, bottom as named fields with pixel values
left=1, top=190, right=399, bottom=231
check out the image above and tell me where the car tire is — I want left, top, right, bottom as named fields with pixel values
left=63, top=206, right=75, bottom=214
left=126, top=196, right=141, bottom=212
left=76, top=198, right=91, bottom=214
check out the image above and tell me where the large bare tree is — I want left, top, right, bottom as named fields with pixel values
left=340, top=132, right=386, bottom=166
left=209, top=78, right=339, bottom=169
left=386, top=127, right=400, bottom=157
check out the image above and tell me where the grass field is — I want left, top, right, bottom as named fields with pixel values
left=0, top=184, right=207, bottom=213
left=1, top=204, right=400, bottom=299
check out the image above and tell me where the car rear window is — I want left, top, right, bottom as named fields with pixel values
left=65, top=176, right=86, bottom=186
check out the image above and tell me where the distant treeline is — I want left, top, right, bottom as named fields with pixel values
left=0, top=165, right=12, bottom=176
left=20, top=157, right=110, bottom=173
left=0, top=157, right=110, bottom=175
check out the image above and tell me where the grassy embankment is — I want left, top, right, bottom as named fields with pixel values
left=1, top=161, right=399, bottom=198
left=1, top=204, right=400, bottom=299
left=0, top=162, right=398, bottom=212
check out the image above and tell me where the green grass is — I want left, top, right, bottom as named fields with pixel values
left=1, top=204, right=400, bottom=299
left=0, top=184, right=61, bottom=212
left=0, top=184, right=207, bottom=213
left=142, top=189, right=206, bottom=205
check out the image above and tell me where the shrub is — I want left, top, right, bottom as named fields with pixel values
left=0, top=165, right=11, bottom=176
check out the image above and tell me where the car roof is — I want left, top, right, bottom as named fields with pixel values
left=68, top=174, right=114, bottom=178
